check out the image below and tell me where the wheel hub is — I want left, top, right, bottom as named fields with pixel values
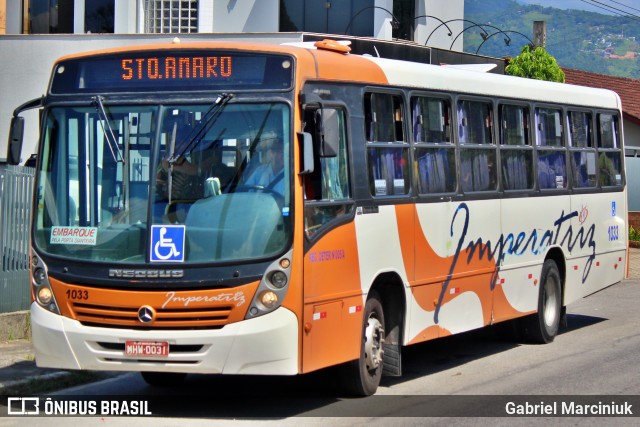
left=543, top=276, right=559, bottom=328
left=364, top=316, right=385, bottom=371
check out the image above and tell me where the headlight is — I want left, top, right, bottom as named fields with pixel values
left=260, top=291, right=278, bottom=309
left=30, top=252, right=60, bottom=314
left=269, top=271, right=288, bottom=289
left=245, top=251, right=292, bottom=319
left=37, top=287, right=53, bottom=305
left=33, top=268, right=46, bottom=285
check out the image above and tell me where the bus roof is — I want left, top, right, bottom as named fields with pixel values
left=51, top=39, right=621, bottom=111
left=365, top=55, right=620, bottom=110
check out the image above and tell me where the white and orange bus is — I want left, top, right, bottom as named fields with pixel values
left=7, top=38, right=627, bottom=396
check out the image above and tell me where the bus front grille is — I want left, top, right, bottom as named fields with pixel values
left=70, top=302, right=232, bottom=330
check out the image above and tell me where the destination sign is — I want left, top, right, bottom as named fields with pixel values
left=121, top=56, right=233, bottom=81
left=50, top=50, right=293, bottom=94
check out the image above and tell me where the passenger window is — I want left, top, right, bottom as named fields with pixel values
left=536, top=107, right=567, bottom=190
left=500, top=104, right=533, bottom=191
left=500, top=104, right=529, bottom=146
left=365, top=93, right=405, bottom=142
left=536, top=107, right=563, bottom=146
left=568, top=111, right=596, bottom=188
left=597, top=113, right=623, bottom=187
left=412, top=96, right=456, bottom=194
left=568, top=111, right=591, bottom=148
left=412, top=97, right=450, bottom=143
left=303, top=107, right=354, bottom=238
left=458, top=99, right=496, bottom=192
left=365, top=93, right=409, bottom=196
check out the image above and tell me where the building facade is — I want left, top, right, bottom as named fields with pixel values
left=2, top=0, right=464, bottom=50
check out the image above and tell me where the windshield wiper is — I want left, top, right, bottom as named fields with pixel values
left=92, top=96, right=125, bottom=164
left=167, top=93, right=234, bottom=165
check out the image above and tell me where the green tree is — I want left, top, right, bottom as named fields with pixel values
left=505, top=45, right=566, bottom=83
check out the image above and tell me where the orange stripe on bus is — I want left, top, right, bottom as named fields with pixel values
left=50, top=277, right=259, bottom=328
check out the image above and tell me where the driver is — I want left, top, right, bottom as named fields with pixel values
left=244, top=136, right=285, bottom=195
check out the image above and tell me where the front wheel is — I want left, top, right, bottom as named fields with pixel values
left=521, top=259, right=562, bottom=343
left=342, top=291, right=385, bottom=396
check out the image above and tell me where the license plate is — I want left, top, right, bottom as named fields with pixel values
left=125, top=341, right=169, bottom=357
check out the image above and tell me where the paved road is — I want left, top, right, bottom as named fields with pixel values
left=2, top=276, right=637, bottom=426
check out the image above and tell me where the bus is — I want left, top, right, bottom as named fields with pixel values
left=6, top=38, right=627, bottom=396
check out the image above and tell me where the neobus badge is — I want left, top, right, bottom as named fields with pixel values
left=108, top=269, right=184, bottom=279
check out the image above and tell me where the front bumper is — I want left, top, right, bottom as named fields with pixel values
left=31, top=302, right=299, bottom=375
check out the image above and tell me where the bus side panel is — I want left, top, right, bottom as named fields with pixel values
left=565, top=191, right=627, bottom=305
left=353, top=205, right=410, bottom=291
left=302, top=221, right=363, bottom=373
left=407, top=201, right=500, bottom=344
left=493, top=196, right=575, bottom=322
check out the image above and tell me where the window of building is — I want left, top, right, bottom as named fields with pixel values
left=568, top=110, right=596, bottom=188
left=500, top=104, right=533, bottom=191
left=280, top=0, right=375, bottom=36
left=85, top=0, right=114, bottom=33
left=411, top=96, right=456, bottom=194
left=144, top=0, right=198, bottom=33
left=597, top=113, right=623, bottom=187
left=393, top=0, right=415, bottom=40
left=458, top=99, right=496, bottom=192
left=365, top=92, right=409, bottom=196
left=536, top=107, right=567, bottom=190
left=29, top=0, right=74, bottom=33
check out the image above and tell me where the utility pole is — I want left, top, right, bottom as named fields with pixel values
left=534, top=21, right=546, bottom=48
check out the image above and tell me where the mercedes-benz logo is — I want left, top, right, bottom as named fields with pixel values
left=137, top=305, right=156, bottom=323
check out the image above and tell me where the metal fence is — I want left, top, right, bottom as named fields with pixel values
left=0, top=165, right=35, bottom=313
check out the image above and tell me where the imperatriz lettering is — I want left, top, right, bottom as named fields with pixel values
left=162, top=291, right=246, bottom=308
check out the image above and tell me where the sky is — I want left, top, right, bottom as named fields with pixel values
left=516, top=0, right=640, bottom=15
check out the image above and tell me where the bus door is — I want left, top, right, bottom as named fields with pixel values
left=300, top=106, right=360, bottom=372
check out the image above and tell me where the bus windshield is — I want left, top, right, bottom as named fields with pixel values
left=34, top=101, right=291, bottom=264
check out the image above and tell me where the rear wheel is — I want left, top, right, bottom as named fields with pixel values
left=342, top=291, right=385, bottom=396
left=521, top=259, right=562, bottom=343
left=140, top=371, right=187, bottom=387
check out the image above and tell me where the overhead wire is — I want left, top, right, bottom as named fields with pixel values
left=545, top=0, right=640, bottom=49
left=579, top=0, right=640, bottom=22
left=606, top=0, right=640, bottom=14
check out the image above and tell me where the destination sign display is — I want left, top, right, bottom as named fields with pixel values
left=50, top=50, right=293, bottom=94
left=121, top=55, right=233, bottom=82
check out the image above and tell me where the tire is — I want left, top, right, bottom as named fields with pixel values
left=342, top=291, right=386, bottom=396
left=140, top=371, right=187, bottom=387
left=521, top=259, right=562, bottom=344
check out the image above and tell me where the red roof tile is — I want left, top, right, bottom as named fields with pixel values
left=563, top=68, right=640, bottom=125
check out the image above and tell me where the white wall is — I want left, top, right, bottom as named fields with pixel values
left=373, top=0, right=395, bottom=40
left=209, top=0, right=279, bottom=33
left=625, top=119, right=640, bottom=149
left=5, top=0, right=22, bottom=34
left=114, top=0, right=137, bottom=34
left=625, top=120, right=640, bottom=210
left=418, top=0, right=465, bottom=50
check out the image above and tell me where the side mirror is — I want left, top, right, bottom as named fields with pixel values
left=298, top=132, right=314, bottom=175
left=7, top=116, right=25, bottom=165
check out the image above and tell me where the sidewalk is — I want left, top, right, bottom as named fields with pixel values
left=0, top=339, right=63, bottom=392
left=2, top=248, right=640, bottom=394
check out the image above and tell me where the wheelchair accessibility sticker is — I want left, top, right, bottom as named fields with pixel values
left=150, top=225, right=185, bottom=262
